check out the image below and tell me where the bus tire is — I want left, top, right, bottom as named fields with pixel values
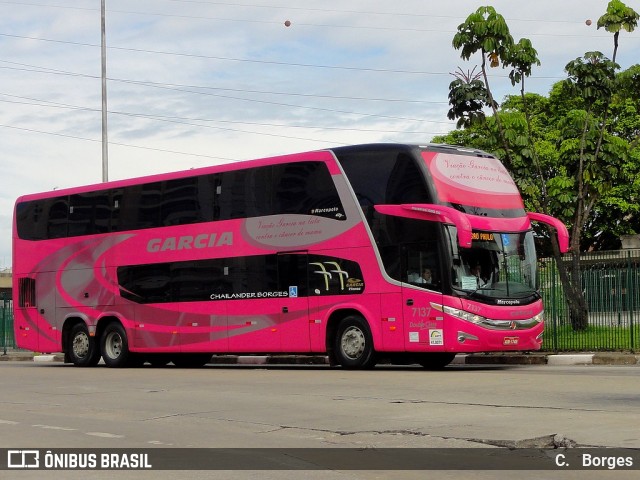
left=101, top=322, right=135, bottom=368
left=418, top=353, right=456, bottom=370
left=172, top=353, right=212, bottom=368
left=68, top=323, right=101, bottom=367
left=334, top=315, right=376, bottom=369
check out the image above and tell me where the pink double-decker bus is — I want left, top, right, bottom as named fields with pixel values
left=13, top=143, right=568, bottom=369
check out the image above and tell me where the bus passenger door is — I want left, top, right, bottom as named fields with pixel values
left=401, top=243, right=445, bottom=352
left=403, top=287, right=444, bottom=352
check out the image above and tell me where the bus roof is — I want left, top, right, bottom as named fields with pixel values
left=15, top=143, right=496, bottom=203
left=331, top=143, right=496, bottom=159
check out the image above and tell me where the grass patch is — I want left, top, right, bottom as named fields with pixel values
left=542, top=324, right=640, bottom=352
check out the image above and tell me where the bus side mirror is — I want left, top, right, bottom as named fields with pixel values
left=374, top=204, right=473, bottom=248
left=527, top=212, right=570, bottom=253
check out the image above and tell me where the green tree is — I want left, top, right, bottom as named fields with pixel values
left=447, top=67, right=494, bottom=128
left=452, top=6, right=515, bottom=164
left=597, top=0, right=639, bottom=63
left=440, top=2, right=640, bottom=331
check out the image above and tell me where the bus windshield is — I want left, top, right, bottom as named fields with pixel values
left=445, top=226, right=538, bottom=302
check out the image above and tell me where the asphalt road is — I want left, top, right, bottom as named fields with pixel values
left=0, top=361, right=638, bottom=480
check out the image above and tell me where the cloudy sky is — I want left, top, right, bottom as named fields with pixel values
left=1, top=0, right=639, bottom=267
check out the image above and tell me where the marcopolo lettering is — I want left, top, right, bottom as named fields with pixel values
left=496, top=299, right=521, bottom=306
left=147, top=232, right=233, bottom=253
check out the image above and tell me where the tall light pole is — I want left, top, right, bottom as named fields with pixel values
left=101, top=0, right=109, bottom=182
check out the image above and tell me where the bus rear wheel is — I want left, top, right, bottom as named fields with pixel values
left=334, top=315, right=376, bottom=369
left=418, top=353, right=456, bottom=370
left=101, top=322, right=137, bottom=368
left=68, top=323, right=101, bottom=367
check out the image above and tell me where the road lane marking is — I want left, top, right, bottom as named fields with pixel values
left=33, top=424, right=77, bottom=431
left=85, top=432, right=125, bottom=438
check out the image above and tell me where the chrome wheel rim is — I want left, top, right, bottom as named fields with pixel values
left=104, top=331, right=123, bottom=359
left=72, top=331, right=90, bottom=359
left=341, top=326, right=365, bottom=360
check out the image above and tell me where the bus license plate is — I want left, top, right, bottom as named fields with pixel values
left=503, top=336, right=519, bottom=346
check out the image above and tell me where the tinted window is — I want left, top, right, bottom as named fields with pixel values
left=118, top=255, right=281, bottom=304
left=338, top=150, right=431, bottom=207
left=16, top=161, right=344, bottom=240
left=218, top=166, right=273, bottom=220
left=274, top=162, right=345, bottom=220
left=373, top=214, right=442, bottom=291
left=386, top=154, right=430, bottom=204
left=109, top=188, right=124, bottom=232
left=161, top=178, right=202, bottom=226
left=18, top=194, right=111, bottom=240
left=196, top=174, right=221, bottom=222
left=117, top=253, right=361, bottom=303
left=69, top=191, right=112, bottom=236
left=278, top=253, right=308, bottom=297
left=118, top=263, right=172, bottom=303
left=227, top=255, right=279, bottom=296
left=171, top=260, right=230, bottom=301
left=46, top=197, right=69, bottom=239
left=16, top=201, right=46, bottom=240
left=118, top=182, right=162, bottom=232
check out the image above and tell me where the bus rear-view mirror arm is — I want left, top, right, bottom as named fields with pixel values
left=374, top=204, right=473, bottom=248
left=526, top=212, right=570, bottom=254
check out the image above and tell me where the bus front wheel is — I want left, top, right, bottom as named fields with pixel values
left=68, top=323, right=101, bottom=367
left=334, top=315, right=376, bottom=369
left=101, top=322, right=136, bottom=368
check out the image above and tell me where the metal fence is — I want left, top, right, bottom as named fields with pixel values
left=539, top=249, right=640, bottom=352
left=1, top=292, right=15, bottom=352
left=1, top=251, right=639, bottom=353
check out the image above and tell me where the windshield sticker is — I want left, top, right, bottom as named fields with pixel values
left=461, top=276, right=478, bottom=290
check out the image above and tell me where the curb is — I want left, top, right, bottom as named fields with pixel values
left=0, top=352, right=36, bottom=362
left=591, top=352, right=640, bottom=365
left=460, top=353, right=639, bottom=366
left=461, top=353, right=548, bottom=365
left=33, top=354, right=65, bottom=363
left=547, top=354, right=594, bottom=366
left=1, top=352, right=639, bottom=366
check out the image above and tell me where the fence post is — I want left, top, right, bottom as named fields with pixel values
left=551, top=259, right=558, bottom=352
left=1, top=291, right=6, bottom=356
left=628, top=251, right=635, bottom=353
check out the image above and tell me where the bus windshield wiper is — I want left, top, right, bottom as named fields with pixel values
left=452, top=285, right=495, bottom=299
